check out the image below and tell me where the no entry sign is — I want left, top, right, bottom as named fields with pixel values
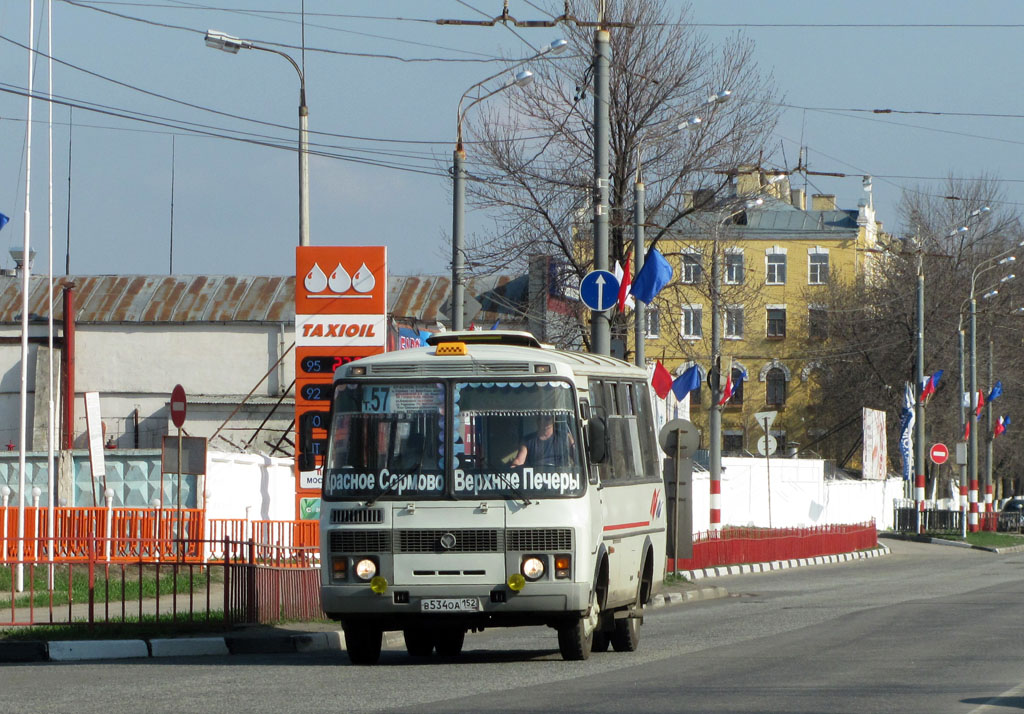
left=929, top=442, right=949, bottom=465
left=170, top=384, right=187, bottom=428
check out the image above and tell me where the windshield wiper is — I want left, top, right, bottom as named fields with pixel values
left=365, top=472, right=403, bottom=506
left=495, top=470, right=532, bottom=507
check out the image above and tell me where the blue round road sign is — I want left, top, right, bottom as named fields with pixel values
left=580, top=270, right=620, bottom=312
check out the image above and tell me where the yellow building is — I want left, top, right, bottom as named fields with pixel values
left=639, top=172, right=886, bottom=458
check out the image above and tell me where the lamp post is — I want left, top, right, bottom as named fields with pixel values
left=205, top=30, right=309, bottom=247
left=968, top=242, right=1020, bottom=530
left=631, top=90, right=732, bottom=368
left=709, top=197, right=762, bottom=532
left=452, top=39, right=567, bottom=331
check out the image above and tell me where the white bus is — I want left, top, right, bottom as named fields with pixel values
left=319, top=331, right=666, bottom=664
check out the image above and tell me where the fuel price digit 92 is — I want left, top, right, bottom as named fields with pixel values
left=301, top=383, right=332, bottom=402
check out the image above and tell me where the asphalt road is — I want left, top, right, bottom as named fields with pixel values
left=4, top=538, right=1024, bottom=714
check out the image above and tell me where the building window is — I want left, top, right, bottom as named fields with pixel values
left=682, top=253, right=702, bottom=284
left=725, top=252, right=744, bottom=285
left=681, top=306, right=702, bottom=339
left=723, top=432, right=744, bottom=455
left=766, top=367, right=787, bottom=406
left=808, top=306, right=828, bottom=339
left=767, top=307, right=786, bottom=338
left=809, top=251, right=829, bottom=285
left=725, top=306, right=744, bottom=339
left=645, top=307, right=660, bottom=339
left=766, top=253, right=787, bottom=285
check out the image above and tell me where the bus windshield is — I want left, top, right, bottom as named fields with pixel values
left=324, top=382, right=445, bottom=501
left=453, top=380, right=584, bottom=499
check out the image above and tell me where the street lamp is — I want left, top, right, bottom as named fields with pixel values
left=709, top=196, right=762, bottom=532
left=968, top=242, right=1022, bottom=529
left=204, top=30, right=310, bottom=247
left=633, top=89, right=733, bottom=368
left=451, top=39, right=567, bottom=331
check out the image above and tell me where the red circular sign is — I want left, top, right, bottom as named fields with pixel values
left=929, top=443, right=949, bottom=465
left=170, top=384, right=187, bottom=428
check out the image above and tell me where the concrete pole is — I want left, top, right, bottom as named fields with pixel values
left=969, top=297, right=979, bottom=531
left=452, top=148, right=466, bottom=331
left=633, top=179, right=645, bottom=368
left=914, top=265, right=926, bottom=532
left=298, top=93, right=310, bottom=247
left=591, top=29, right=611, bottom=356
left=958, top=329, right=967, bottom=537
left=986, top=340, right=994, bottom=510
left=709, top=237, right=722, bottom=532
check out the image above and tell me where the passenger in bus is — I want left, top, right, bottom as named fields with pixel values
left=511, top=414, right=575, bottom=468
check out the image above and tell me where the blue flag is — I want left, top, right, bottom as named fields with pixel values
left=988, top=380, right=1003, bottom=402
left=490, top=319, right=500, bottom=330
left=629, top=248, right=672, bottom=303
left=0, top=213, right=8, bottom=231
left=671, top=365, right=701, bottom=400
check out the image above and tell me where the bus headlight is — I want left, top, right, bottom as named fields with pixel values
left=522, top=556, right=545, bottom=581
left=355, top=558, right=378, bottom=581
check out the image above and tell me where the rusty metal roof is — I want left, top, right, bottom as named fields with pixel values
left=0, top=273, right=525, bottom=325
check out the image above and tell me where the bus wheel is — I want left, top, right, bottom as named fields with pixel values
left=343, top=623, right=382, bottom=665
left=403, top=629, right=435, bottom=657
left=557, top=600, right=598, bottom=661
left=611, top=617, right=641, bottom=652
left=591, top=629, right=610, bottom=652
left=435, top=628, right=466, bottom=657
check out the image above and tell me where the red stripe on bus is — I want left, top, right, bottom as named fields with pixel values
left=603, top=521, right=650, bottom=532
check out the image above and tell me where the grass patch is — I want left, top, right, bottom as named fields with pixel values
left=0, top=563, right=223, bottom=609
left=663, top=572, right=690, bottom=584
left=934, top=531, right=1024, bottom=549
left=0, top=611, right=230, bottom=641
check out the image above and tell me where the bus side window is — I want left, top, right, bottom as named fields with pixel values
left=633, top=380, right=660, bottom=478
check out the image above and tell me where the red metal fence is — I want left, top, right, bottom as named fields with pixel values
left=671, top=521, right=879, bottom=572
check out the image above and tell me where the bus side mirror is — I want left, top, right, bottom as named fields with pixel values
left=298, top=418, right=316, bottom=471
left=587, top=417, right=609, bottom=464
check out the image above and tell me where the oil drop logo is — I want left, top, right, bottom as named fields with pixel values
left=305, top=261, right=376, bottom=299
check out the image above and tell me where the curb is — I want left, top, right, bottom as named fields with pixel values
left=0, top=548, right=893, bottom=661
left=672, top=544, right=891, bottom=584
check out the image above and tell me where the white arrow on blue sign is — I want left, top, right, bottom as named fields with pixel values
left=580, top=269, right=620, bottom=312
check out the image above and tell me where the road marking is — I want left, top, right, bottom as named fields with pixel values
left=965, top=681, right=1024, bottom=713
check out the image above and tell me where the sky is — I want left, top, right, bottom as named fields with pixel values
left=0, top=1, right=1022, bottom=279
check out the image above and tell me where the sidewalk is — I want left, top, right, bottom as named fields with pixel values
left=0, top=544, right=891, bottom=663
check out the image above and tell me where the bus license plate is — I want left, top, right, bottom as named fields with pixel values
left=420, top=598, right=480, bottom=613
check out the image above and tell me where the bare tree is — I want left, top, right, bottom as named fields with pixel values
left=813, top=176, right=1024, bottom=489
left=460, top=0, right=781, bottom=347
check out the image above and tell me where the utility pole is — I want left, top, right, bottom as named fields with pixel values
left=914, top=251, right=926, bottom=533
left=633, top=172, right=645, bottom=368
left=591, top=27, right=611, bottom=355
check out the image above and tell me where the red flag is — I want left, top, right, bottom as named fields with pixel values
left=652, top=361, right=673, bottom=399
left=615, top=259, right=633, bottom=312
left=717, top=357, right=735, bottom=406
left=975, top=389, right=985, bottom=420
left=995, top=415, right=1006, bottom=438
left=964, top=421, right=971, bottom=440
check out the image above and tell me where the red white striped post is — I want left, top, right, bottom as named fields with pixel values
left=985, top=484, right=994, bottom=513
left=969, top=478, right=979, bottom=532
left=915, top=473, right=926, bottom=533
left=710, top=476, right=721, bottom=532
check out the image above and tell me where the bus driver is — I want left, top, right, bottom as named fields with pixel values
left=511, top=414, right=575, bottom=469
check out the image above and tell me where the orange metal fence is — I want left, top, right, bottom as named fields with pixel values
left=0, top=533, right=324, bottom=628
left=2, top=508, right=320, bottom=566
